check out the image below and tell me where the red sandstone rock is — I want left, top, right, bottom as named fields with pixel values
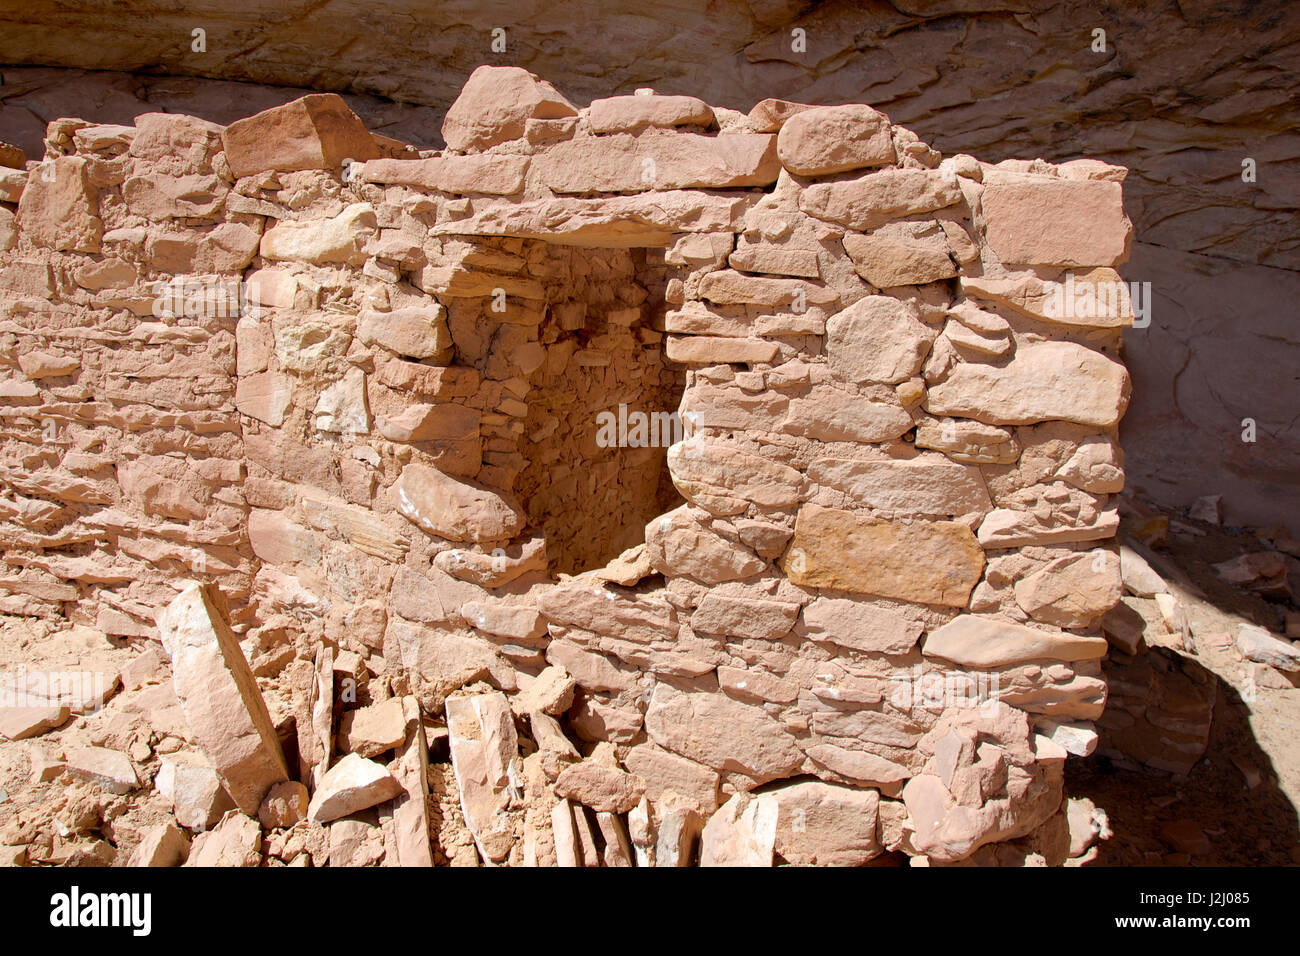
left=442, top=65, right=577, bottom=152
left=222, top=93, right=379, bottom=177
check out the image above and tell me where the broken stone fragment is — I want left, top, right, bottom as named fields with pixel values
left=0, top=702, right=69, bottom=741
left=183, top=812, right=263, bottom=867
left=442, top=65, right=577, bottom=152
left=391, top=696, right=434, bottom=867
left=510, top=666, right=575, bottom=717
left=258, top=780, right=309, bottom=829
left=156, top=582, right=290, bottom=815
left=700, top=792, right=777, bottom=866
left=445, top=691, right=520, bottom=862
left=307, top=753, right=403, bottom=824
left=655, top=805, right=704, bottom=867
left=1119, top=545, right=1167, bottom=597
left=128, top=823, right=191, bottom=867
left=393, top=463, right=525, bottom=543
left=337, top=698, right=408, bottom=758
left=554, top=758, right=646, bottom=814
left=63, top=746, right=138, bottom=794
left=1236, top=624, right=1300, bottom=673
left=172, top=763, right=237, bottom=829
left=221, top=93, right=379, bottom=178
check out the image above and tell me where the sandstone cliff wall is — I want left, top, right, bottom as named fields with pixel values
left=0, top=67, right=1136, bottom=864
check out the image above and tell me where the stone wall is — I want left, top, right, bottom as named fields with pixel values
left=0, top=66, right=1136, bottom=864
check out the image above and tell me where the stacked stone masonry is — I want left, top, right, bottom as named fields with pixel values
left=0, top=65, right=1136, bottom=865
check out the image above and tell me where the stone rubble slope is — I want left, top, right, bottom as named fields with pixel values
left=0, top=63, right=1189, bottom=866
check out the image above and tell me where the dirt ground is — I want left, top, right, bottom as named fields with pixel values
left=1068, top=508, right=1300, bottom=866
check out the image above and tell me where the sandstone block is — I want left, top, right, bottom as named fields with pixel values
left=808, top=455, right=991, bottom=516
left=260, top=202, right=376, bottom=265
left=783, top=504, right=984, bottom=607
left=16, top=155, right=101, bottom=253
left=690, top=593, right=799, bottom=640
left=665, top=335, right=778, bottom=365
left=394, top=463, right=524, bottom=542
left=700, top=792, right=777, bottom=866
left=359, top=154, right=529, bottom=195
left=645, top=683, right=803, bottom=784
left=357, top=306, right=451, bottom=360
left=645, top=506, right=765, bottom=584
left=554, top=759, right=646, bottom=813
left=667, top=436, right=804, bottom=515
left=926, top=342, right=1130, bottom=428
left=1014, top=550, right=1122, bottom=627
left=981, top=177, right=1132, bottom=267
left=445, top=691, right=520, bottom=861
left=922, top=614, right=1109, bottom=668
left=843, top=228, right=958, bottom=287
left=535, top=131, right=779, bottom=193
left=825, top=295, right=937, bottom=385
left=800, top=167, right=963, bottom=230
left=781, top=386, right=913, bottom=443
left=588, top=94, right=714, bottom=133
left=767, top=780, right=881, bottom=866
left=776, top=104, right=894, bottom=177
left=801, top=598, right=923, bottom=653
left=337, top=698, right=408, bottom=758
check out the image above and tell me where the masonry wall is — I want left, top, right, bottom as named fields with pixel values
left=0, top=67, right=1136, bottom=865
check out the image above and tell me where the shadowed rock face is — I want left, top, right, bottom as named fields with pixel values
left=1, top=1, right=1296, bottom=524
